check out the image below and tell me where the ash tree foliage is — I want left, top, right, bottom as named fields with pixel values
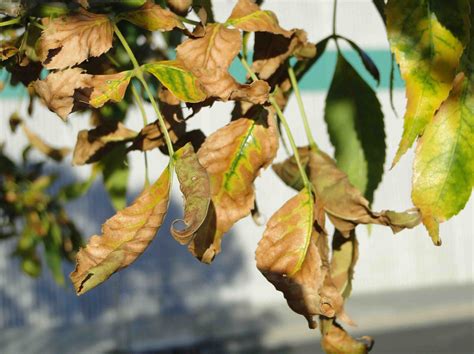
left=0, top=0, right=472, bottom=352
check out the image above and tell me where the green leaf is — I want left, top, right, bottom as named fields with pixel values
left=143, top=60, right=207, bottom=103
left=172, top=142, right=211, bottom=245
left=412, top=73, right=474, bottom=245
left=44, top=220, right=65, bottom=285
left=324, top=54, right=385, bottom=202
left=100, top=145, right=129, bottom=211
left=386, top=0, right=470, bottom=165
left=70, top=165, right=171, bottom=295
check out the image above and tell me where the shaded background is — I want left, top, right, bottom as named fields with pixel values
left=0, top=0, right=473, bottom=353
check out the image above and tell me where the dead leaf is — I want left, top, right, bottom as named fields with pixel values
left=0, top=41, right=18, bottom=61
left=321, top=321, right=373, bottom=354
left=165, top=0, right=192, bottom=15
left=176, top=23, right=269, bottom=103
left=21, top=122, right=71, bottom=162
left=73, top=122, right=137, bottom=165
left=189, top=111, right=279, bottom=263
left=70, top=166, right=171, bottom=295
left=252, top=30, right=316, bottom=80
left=120, top=1, right=184, bottom=31
left=172, top=143, right=211, bottom=245
left=226, top=0, right=292, bottom=37
left=38, top=8, right=113, bottom=69
left=331, top=230, right=358, bottom=299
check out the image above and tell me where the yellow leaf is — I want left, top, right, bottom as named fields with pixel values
left=70, top=166, right=171, bottom=295
left=120, top=0, right=184, bottom=31
left=38, top=8, right=113, bottom=69
left=412, top=73, right=474, bottom=245
left=386, top=0, right=470, bottom=164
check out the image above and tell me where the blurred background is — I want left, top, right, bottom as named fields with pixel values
left=0, top=0, right=472, bottom=353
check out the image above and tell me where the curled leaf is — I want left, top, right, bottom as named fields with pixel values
left=331, top=230, right=358, bottom=299
left=0, top=41, right=18, bottom=61
left=20, top=121, right=70, bottom=162
left=166, top=0, right=192, bottom=15
left=86, top=71, right=134, bottom=108
left=189, top=111, right=279, bottom=263
left=412, top=73, right=474, bottom=245
left=143, top=60, right=207, bottom=103
left=70, top=166, right=171, bottom=295
left=386, top=0, right=470, bottom=164
left=172, top=143, right=211, bottom=245
left=38, top=8, right=113, bottom=69
left=120, top=1, right=184, bottom=31
left=73, top=122, right=137, bottom=165
left=321, top=321, right=373, bottom=354
left=226, top=0, right=292, bottom=37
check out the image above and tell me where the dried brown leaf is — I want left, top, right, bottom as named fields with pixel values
left=121, top=1, right=184, bottom=31
left=38, top=8, right=113, bottom=69
left=321, top=321, right=373, bottom=354
left=172, top=143, right=211, bottom=245
left=73, top=123, right=137, bottom=165
left=70, top=166, right=171, bottom=295
left=165, top=0, right=192, bottom=14
left=227, top=0, right=292, bottom=37
left=21, top=123, right=71, bottom=162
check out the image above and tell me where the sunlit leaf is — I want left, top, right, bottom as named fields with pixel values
left=226, top=0, right=292, bottom=37
left=386, top=0, right=470, bottom=164
left=119, top=0, right=184, bottom=31
left=37, top=8, right=113, bottom=69
left=143, top=60, right=207, bottom=103
left=324, top=54, right=385, bottom=203
left=70, top=165, right=171, bottom=295
left=412, top=73, right=474, bottom=245
left=73, top=122, right=137, bottom=165
left=176, top=23, right=269, bottom=103
left=189, top=111, right=278, bottom=263
left=331, top=230, right=358, bottom=299
left=166, top=0, right=192, bottom=14
left=87, top=71, right=134, bottom=108
left=171, top=143, right=210, bottom=245
left=321, top=321, right=373, bottom=354
left=0, top=41, right=18, bottom=61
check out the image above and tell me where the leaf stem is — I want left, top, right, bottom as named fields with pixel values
left=177, top=15, right=200, bottom=26
left=113, top=23, right=175, bottom=158
left=0, top=17, right=21, bottom=27
left=239, top=55, right=311, bottom=188
left=131, top=84, right=150, bottom=187
left=332, top=0, right=338, bottom=36
left=287, top=66, right=318, bottom=150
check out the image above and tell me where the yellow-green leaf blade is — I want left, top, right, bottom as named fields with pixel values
left=172, top=142, right=211, bottom=245
left=119, top=1, right=184, bottom=31
left=412, top=73, right=474, bottom=245
left=70, top=165, right=171, bottom=295
left=143, top=60, right=207, bottom=103
left=386, top=0, right=470, bottom=164
left=88, top=71, right=133, bottom=108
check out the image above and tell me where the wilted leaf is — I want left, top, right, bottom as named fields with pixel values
left=412, top=73, right=474, bottom=245
left=321, top=321, right=373, bottom=354
left=386, top=0, right=470, bottom=165
left=73, top=122, right=137, bottom=165
left=33, top=68, right=90, bottom=120
left=331, top=230, right=358, bottom=299
left=176, top=23, right=269, bottom=103
left=253, top=30, right=316, bottom=80
left=129, top=117, right=183, bottom=153
left=226, top=0, right=292, bottom=37
left=325, top=54, right=385, bottom=203
left=87, top=71, right=134, bottom=108
left=172, top=143, right=211, bottom=245
left=272, top=147, right=310, bottom=191
left=70, top=165, right=171, bottom=295
left=189, top=111, right=278, bottom=263
left=38, top=8, right=113, bottom=69
left=256, top=189, right=345, bottom=328
left=120, top=1, right=184, bottom=31
left=0, top=41, right=18, bottom=61
left=143, top=60, right=207, bottom=103
left=309, top=148, right=421, bottom=236
left=192, top=0, right=215, bottom=23
left=21, top=123, right=70, bottom=162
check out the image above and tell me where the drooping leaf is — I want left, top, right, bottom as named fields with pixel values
left=73, top=122, right=137, bottom=165
left=100, top=145, right=130, bottom=211
left=331, top=230, right=358, bottom=299
left=143, top=60, right=207, bottom=103
left=386, top=0, right=470, bottom=165
left=171, top=143, right=211, bottom=245
left=176, top=23, right=270, bottom=103
left=252, top=30, right=316, bottom=80
left=309, top=148, right=421, bottom=236
left=339, top=36, right=380, bottom=85
left=119, top=0, right=184, bottom=31
left=324, top=54, right=385, bottom=203
left=321, top=321, right=373, bottom=354
left=412, top=73, right=474, bottom=245
left=0, top=41, right=18, bottom=61
left=166, top=0, right=192, bottom=14
left=37, top=8, right=113, bottom=69
left=189, top=111, right=279, bottom=263
left=20, top=122, right=71, bottom=162
left=70, top=165, right=171, bottom=295
left=87, top=71, right=134, bottom=108
left=256, top=189, right=345, bottom=329
left=33, top=68, right=90, bottom=120
left=226, top=0, right=292, bottom=37
left=272, top=147, right=310, bottom=191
